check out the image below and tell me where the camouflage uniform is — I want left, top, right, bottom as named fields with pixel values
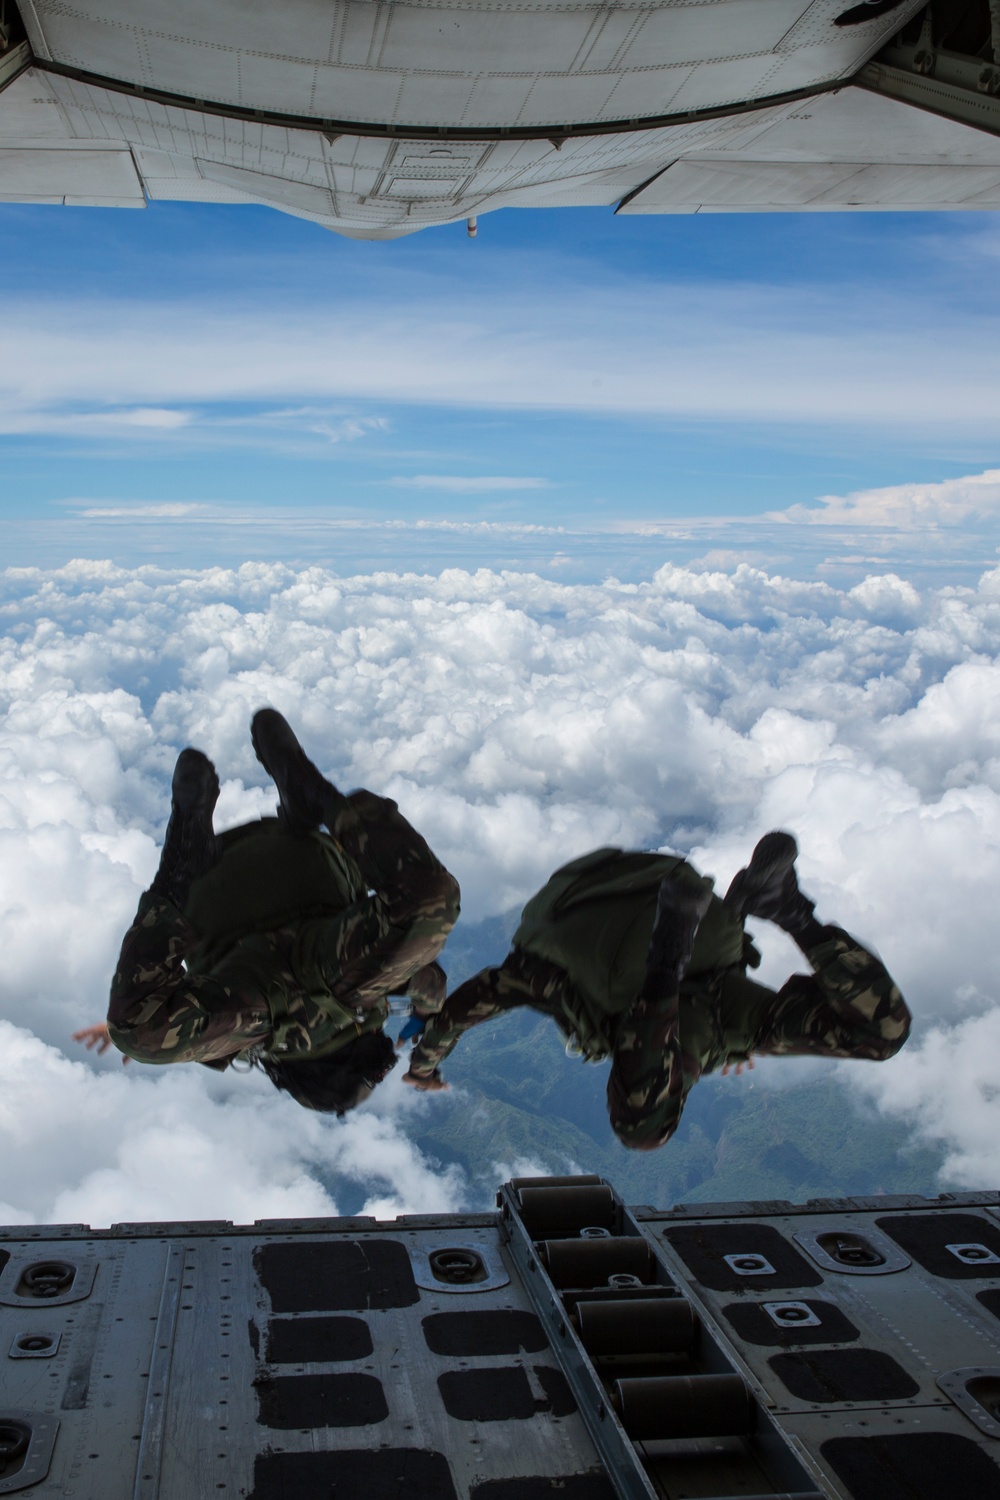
left=108, top=790, right=459, bottom=1067
left=409, top=861, right=909, bottom=1150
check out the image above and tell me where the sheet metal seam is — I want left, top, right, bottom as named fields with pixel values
left=24, top=56, right=852, bottom=139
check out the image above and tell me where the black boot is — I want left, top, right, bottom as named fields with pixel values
left=149, top=749, right=220, bottom=908
left=724, top=830, right=818, bottom=940
left=250, top=708, right=347, bottom=833
left=641, top=875, right=712, bottom=1000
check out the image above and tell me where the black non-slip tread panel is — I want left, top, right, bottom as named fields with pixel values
left=722, top=1299, right=859, bottom=1347
left=0, top=1250, right=9, bottom=1277
left=250, top=1447, right=457, bottom=1500
left=254, top=1238, right=419, bottom=1311
left=422, top=1311, right=548, bottom=1357
left=256, top=1372, right=388, bottom=1428
left=820, top=1433, right=1000, bottom=1500
left=438, top=1365, right=577, bottom=1421
left=266, top=1315, right=374, bottom=1364
left=875, top=1212, right=1000, bottom=1279
left=471, top=1476, right=617, bottom=1500
left=535, top=1365, right=577, bottom=1415
left=978, top=1288, right=1000, bottom=1321
left=662, top=1222, right=822, bottom=1291
left=770, top=1348, right=920, bottom=1404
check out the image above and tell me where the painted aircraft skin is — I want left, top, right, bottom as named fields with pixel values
left=2, top=0, right=1000, bottom=237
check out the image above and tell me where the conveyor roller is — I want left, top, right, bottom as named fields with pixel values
left=613, top=1372, right=754, bottom=1441
left=517, top=1184, right=617, bottom=1234
left=542, top=1236, right=653, bottom=1288
left=574, top=1296, right=697, bottom=1356
left=509, top=1174, right=603, bottom=1190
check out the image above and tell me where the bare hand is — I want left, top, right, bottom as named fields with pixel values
left=72, top=1023, right=129, bottom=1066
left=721, top=1056, right=756, bottom=1077
left=402, top=1070, right=449, bottom=1092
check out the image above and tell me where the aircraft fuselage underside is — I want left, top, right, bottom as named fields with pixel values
left=1, top=0, right=999, bottom=236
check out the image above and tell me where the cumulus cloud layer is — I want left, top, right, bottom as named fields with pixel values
left=2, top=553, right=1000, bottom=1222
left=0, top=1021, right=462, bottom=1227
left=8, top=470, right=997, bottom=586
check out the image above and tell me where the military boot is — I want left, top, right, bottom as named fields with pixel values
left=149, top=749, right=220, bottom=908
left=724, top=830, right=818, bottom=940
left=250, top=708, right=348, bottom=833
left=641, top=875, right=713, bottom=1000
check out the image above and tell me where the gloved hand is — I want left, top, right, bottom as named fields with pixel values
left=397, top=1013, right=427, bottom=1046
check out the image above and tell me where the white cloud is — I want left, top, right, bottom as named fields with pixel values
left=3, top=269, right=1000, bottom=449
left=117, top=408, right=192, bottom=429
left=0, top=1020, right=467, bottom=1227
left=0, top=406, right=194, bottom=438
left=76, top=503, right=208, bottom=518
left=776, top=470, right=1000, bottom=529
left=849, top=1009, right=1000, bottom=1189
left=4, top=549, right=1000, bottom=1219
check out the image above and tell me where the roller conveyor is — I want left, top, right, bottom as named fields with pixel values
left=498, top=1174, right=826, bottom=1500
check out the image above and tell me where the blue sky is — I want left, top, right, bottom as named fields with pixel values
left=5, top=198, right=1000, bottom=1221
left=2, top=199, right=1000, bottom=578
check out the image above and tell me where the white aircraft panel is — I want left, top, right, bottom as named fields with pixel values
left=706, top=87, right=1000, bottom=165
left=568, top=10, right=648, bottom=75
left=172, top=0, right=339, bottom=60
left=505, top=177, right=627, bottom=207
left=22, top=0, right=331, bottom=70
left=394, top=151, right=479, bottom=172
left=383, top=175, right=463, bottom=197
left=141, top=31, right=242, bottom=105
left=776, top=0, right=907, bottom=52
left=619, top=0, right=810, bottom=70
left=813, top=161, right=1000, bottom=203
left=0, top=144, right=143, bottom=200
left=142, top=176, right=250, bottom=207
left=635, top=157, right=859, bottom=205
left=618, top=156, right=1000, bottom=210
left=510, top=72, right=654, bottom=128
left=596, top=65, right=698, bottom=121
left=337, top=6, right=385, bottom=70
left=377, top=7, right=595, bottom=75
left=391, top=74, right=481, bottom=128
left=0, top=68, right=68, bottom=138
left=235, top=56, right=407, bottom=124
left=762, top=39, right=901, bottom=95
left=194, top=159, right=335, bottom=215
left=657, top=55, right=794, bottom=113
left=25, top=10, right=146, bottom=84
left=454, top=76, right=538, bottom=128
left=17, top=0, right=917, bottom=131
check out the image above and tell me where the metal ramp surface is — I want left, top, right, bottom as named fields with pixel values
left=2, top=1182, right=1000, bottom=1497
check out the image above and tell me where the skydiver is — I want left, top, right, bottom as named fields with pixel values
left=74, top=710, right=459, bottom=1115
left=400, top=834, right=910, bottom=1150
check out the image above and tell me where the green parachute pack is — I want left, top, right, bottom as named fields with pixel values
left=512, top=847, right=748, bottom=1061
left=184, top=818, right=388, bottom=1058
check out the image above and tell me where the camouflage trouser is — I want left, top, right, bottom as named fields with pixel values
left=409, top=924, right=910, bottom=1151
left=108, top=790, right=460, bottom=1066
left=746, top=924, right=911, bottom=1062
left=609, top=923, right=911, bottom=1150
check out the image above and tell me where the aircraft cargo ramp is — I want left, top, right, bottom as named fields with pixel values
left=3, top=1178, right=1000, bottom=1498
